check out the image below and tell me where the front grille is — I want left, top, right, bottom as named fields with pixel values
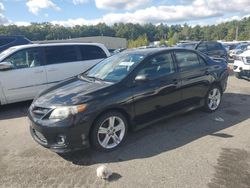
left=245, top=57, right=250, bottom=64
left=234, top=56, right=241, bottom=61
left=31, top=106, right=51, bottom=119
left=33, top=129, right=47, bottom=144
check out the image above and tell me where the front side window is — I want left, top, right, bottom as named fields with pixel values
left=175, top=51, right=201, bottom=71
left=84, top=53, right=145, bottom=82
left=45, top=46, right=78, bottom=65
left=4, top=48, right=41, bottom=69
left=137, top=53, right=175, bottom=80
left=79, top=45, right=107, bottom=60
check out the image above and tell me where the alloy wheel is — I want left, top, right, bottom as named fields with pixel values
left=97, top=116, right=126, bottom=149
left=207, top=88, right=221, bottom=111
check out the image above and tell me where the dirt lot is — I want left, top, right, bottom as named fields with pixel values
left=0, top=75, right=249, bottom=188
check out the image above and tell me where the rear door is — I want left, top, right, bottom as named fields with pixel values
left=44, top=45, right=107, bottom=88
left=44, top=45, right=82, bottom=87
left=174, top=50, right=210, bottom=106
left=0, top=47, right=47, bottom=103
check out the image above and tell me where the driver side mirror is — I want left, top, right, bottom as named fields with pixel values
left=0, top=62, right=14, bottom=71
left=134, top=74, right=149, bottom=82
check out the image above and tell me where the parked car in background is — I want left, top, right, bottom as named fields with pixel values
left=229, top=43, right=249, bottom=59
left=195, top=41, right=228, bottom=63
left=233, top=48, right=250, bottom=79
left=223, top=43, right=238, bottom=52
left=113, top=48, right=126, bottom=54
left=177, top=42, right=198, bottom=49
left=0, top=35, right=32, bottom=53
left=28, top=48, right=229, bottom=153
left=0, top=43, right=110, bottom=105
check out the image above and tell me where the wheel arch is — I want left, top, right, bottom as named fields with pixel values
left=89, top=107, right=133, bottom=136
left=212, top=81, right=223, bottom=93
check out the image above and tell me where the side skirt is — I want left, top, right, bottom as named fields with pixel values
left=132, top=103, right=204, bottom=132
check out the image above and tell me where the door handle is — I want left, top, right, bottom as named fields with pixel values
left=34, top=70, right=44, bottom=74
left=47, top=68, right=57, bottom=72
left=173, top=79, right=178, bottom=84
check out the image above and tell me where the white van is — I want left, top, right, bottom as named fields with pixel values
left=0, top=43, right=110, bottom=105
left=233, top=49, right=250, bottom=79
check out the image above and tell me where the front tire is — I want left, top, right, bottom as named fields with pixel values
left=203, top=86, right=222, bottom=112
left=90, top=112, right=128, bottom=151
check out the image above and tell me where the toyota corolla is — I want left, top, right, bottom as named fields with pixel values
left=28, top=48, right=228, bottom=153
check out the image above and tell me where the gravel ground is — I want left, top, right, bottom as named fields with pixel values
left=0, top=75, right=249, bottom=188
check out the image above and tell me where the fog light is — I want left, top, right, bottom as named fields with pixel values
left=56, top=135, right=66, bottom=145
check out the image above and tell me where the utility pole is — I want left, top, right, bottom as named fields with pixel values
left=235, top=24, right=238, bottom=41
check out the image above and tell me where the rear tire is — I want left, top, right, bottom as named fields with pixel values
left=203, top=85, right=222, bottom=112
left=90, top=111, right=128, bottom=152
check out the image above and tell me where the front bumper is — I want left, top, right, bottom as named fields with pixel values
left=28, top=115, right=92, bottom=153
left=233, top=60, right=250, bottom=77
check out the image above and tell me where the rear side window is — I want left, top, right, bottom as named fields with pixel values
left=198, top=55, right=207, bottom=66
left=79, top=45, right=107, bottom=60
left=0, top=38, right=15, bottom=46
left=44, top=46, right=78, bottom=65
left=175, top=51, right=201, bottom=71
left=196, top=43, right=207, bottom=52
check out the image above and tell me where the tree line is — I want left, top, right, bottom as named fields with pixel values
left=0, top=16, right=249, bottom=47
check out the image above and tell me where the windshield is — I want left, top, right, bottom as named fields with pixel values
left=84, top=53, right=145, bottom=83
left=235, top=44, right=247, bottom=50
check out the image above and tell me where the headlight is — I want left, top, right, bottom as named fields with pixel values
left=241, top=57, right=250, bottom=64
left=49, top=104, right=87, bottom=119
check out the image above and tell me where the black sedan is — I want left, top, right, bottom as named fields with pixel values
left=28, top=48, right=229, bottom=153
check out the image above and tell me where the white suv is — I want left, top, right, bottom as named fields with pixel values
left=233, top=48, right=250, bottom=79
left=0, top=43, right=110, bottom=105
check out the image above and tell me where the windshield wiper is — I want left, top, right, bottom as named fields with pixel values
left=81, top=74, right=104, bottom=81
left=88, top=76, right=104, bottom=81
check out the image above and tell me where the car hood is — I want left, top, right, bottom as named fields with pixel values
left=34, top=77, right=113, bottom=106
left=239, top=50, right=250, bottom=57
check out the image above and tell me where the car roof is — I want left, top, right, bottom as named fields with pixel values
left=0, top=35, right=26, bottom=38
left=6, top=42, right=105, bottom=50
left=122, top=47, right=198, bottom=56
left=0, top=42, right=109, bottom=61
left=180, top=42, right=198, bottom=45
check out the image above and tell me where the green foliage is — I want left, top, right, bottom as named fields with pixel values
left=159, top=38, right=167, bottom=46
left=168, top=32, right=179, bottom=46
left=128, top=34, right=149, bottom=48
left=0, top=17, right=249, bottom=43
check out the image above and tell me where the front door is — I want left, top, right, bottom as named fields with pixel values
left=131, top=52, right=182, bottom=126
left=0, top=48, right=47, bottom=103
